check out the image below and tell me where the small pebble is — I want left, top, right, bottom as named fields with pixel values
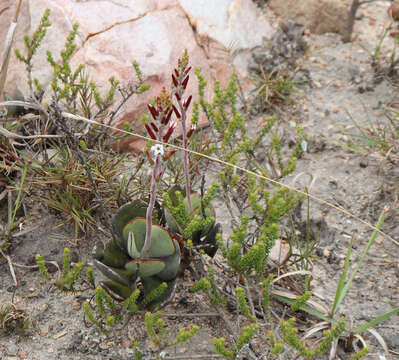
left=6, top=344, right=18, bottom=356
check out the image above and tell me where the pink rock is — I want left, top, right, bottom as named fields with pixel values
left=2, top=0, right=274, bottom=152
left=268, top=239, right=290, bottom=268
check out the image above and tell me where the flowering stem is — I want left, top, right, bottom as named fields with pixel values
left=142, top=155, right=161, bottom=255
left=177, top=95, right=192, bottom=214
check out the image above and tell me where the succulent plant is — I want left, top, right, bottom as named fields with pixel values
left=164, top=186, right=220, bottom=257
left=93, top=200, right=180, bottom=309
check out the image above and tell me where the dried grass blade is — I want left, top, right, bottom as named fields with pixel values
left=0, top=0, right=22, bottom=100
left=0, top=21, right=17, bottom=101
left=366, top=328, right=389, bottom=354
left=353, top=333, right=367, bottom=351
left=271, top=289, right=331, bottom=321
left=328, top=338, right=339, bottom=360
left=302, top=321, right=329, bottom=339
left=271, top=270, right=312, bottom=284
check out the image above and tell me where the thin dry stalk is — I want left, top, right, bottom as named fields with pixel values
left=0, top=248, right=18, bottom=302
left=0, top=0, right=22, bottom=101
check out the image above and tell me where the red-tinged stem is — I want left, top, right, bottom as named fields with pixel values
left=177, top=93, right=192, bottom=214
left=142, top=154, right=161, bottom=255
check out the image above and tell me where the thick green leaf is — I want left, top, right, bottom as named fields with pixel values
left=92, top=242, right=104, bottom=261
left=168, top=185, right=185, bottom=205
left=123, top=217, right=146, bottom=251
left=127, top=231, right=140, bottom=259
left=188, top=194, right=215, bottom=218
left=164, top=207, right=182, bottom=234
left=93, top=259, right=134, bottom=286
left=123, top=218, right=176, bottom=258
left=188, top=194, right=202, bottom=213
left=100, top=280, right=133, bottom=300
left=102, top=240, right=130, bottom=268
left=165, top=191, right=216, bottom=239
left=112, top=200, right=148, bottom=247
left=125, top=258, right=166, bottom=277
left=147, top=224, right=176, bottom=257
left=200, top=222, right=221, bottom=257
left=157, top=239, right=181, bottom=281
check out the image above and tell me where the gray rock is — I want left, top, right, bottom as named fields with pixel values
left=5, top=343, right=18, bottom=356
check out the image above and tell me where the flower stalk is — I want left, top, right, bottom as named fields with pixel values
left=142, top=90, right=176, bottom=254
left=142, top=147, right=162, bottom=255
left=172, top=50, right=193, bottom=213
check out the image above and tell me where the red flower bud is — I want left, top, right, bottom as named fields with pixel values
left=186, top=124, right=196, bottom=138
left=150, top=122, right=159, bottom=132
left=162, top=149, right=177, bottom=161
left=145, top=123, right=157, bottom=140
left=175, top=91, right=181, bottom=101
left=182, top=75, right=189, bottom=89
left=163, top=108, right=173, bottom=125
left=172, top=104, right=181, bottom=118
left=172, top=74, right=178, bottom=87
left=174, top=69, right=179, bottom=78
left=163, top=122, right=176, bottom=142
left=156, top=170, right=164, bottom=182
left=147, top=104, right=159, bottom=120
left=184, top=95, right=192, bottom=110
left=184, top=66, right=192, bottom=75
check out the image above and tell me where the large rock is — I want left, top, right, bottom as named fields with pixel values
left=179, top=0, right=273, bottom=50
left=1, top=0, right=274, bottom=152
left=268, top=0, right=350, bottom=36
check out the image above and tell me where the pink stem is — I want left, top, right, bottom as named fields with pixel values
left=177, top=94, right=192, bottom=214
left=142, top=155, right=160, bottom=255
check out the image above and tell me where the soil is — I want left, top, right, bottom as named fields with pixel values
left=1, top=1, right=399, bottom=359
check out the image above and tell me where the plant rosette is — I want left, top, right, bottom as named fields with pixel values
left=93, top=200, right=181, bottom=309
left=163, top=186, right=220, bottom=258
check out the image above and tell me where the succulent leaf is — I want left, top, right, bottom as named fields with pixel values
left=112, top=200, right=148, bottom=248
left=100, top=240, right=130, bottom=268
left=93, top=259, right=135, bottom=286
left=164, top=207, right=183, bottom=234
left=127, top=231, right=140, bottom=259
left=125, top=258, right=166, bottom=278
left=122, top=217, right=146, bottom=252
left=123, top=218, right=176, bottom=258
left=93, top=242, right=104, bottom=260
left=200, top=223, right=221, bottom=257
left=168, top=185, right=183, bottom=204
left=99, top=281, right=134, bottom=301
left=157, top=239, right=181, bottom=281
left=165, top=190, right=216, bottom=239
left=95, top=200, right=181, bottom=307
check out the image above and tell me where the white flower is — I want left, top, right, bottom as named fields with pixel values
left=151, top=144, right=164, bottom=157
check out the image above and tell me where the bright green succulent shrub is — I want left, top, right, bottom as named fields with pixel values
left=93, top=200, right=181, bottom=309
left=163, top=186, right=220, bottom=257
